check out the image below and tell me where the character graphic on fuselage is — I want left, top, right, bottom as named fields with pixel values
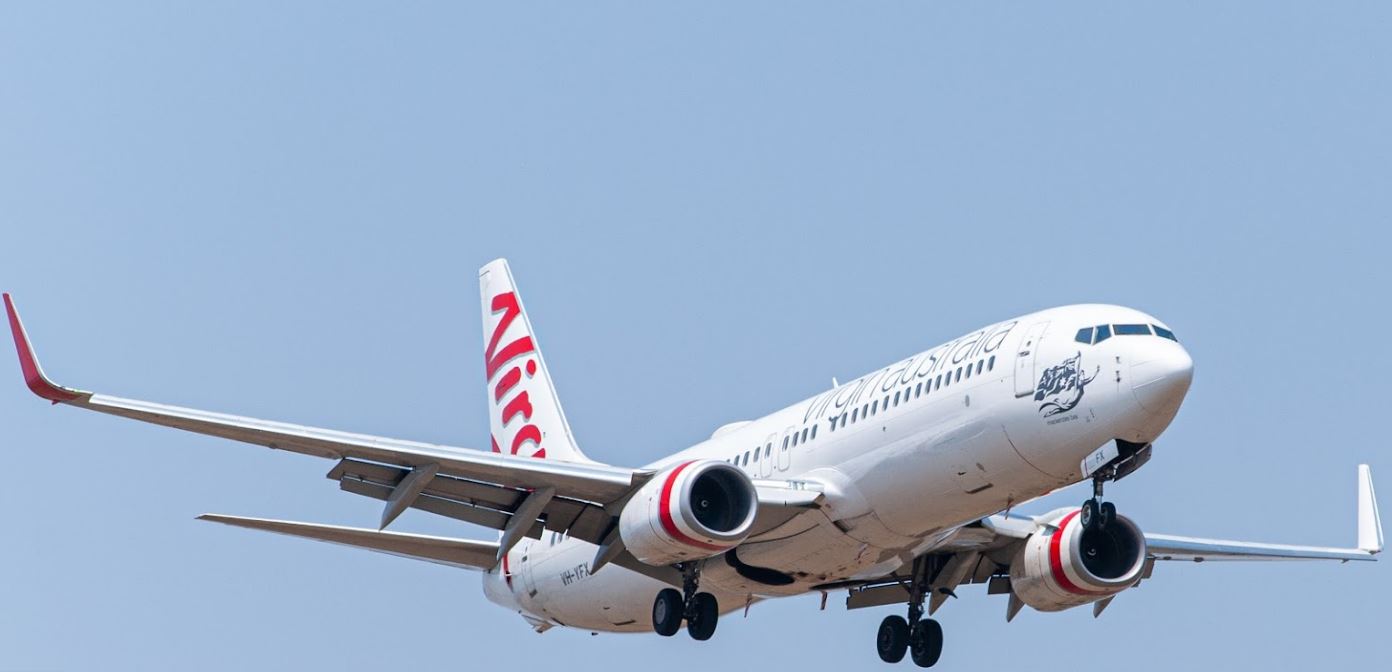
left=1034, top=352, right=1098, bottom=417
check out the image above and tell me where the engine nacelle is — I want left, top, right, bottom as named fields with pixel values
left=1009, top=508, right=1147, bottom=612
left=619, top=459, right=758, bottom=565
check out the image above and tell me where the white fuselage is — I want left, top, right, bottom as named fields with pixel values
left=482, top=304, right=1194, bottom=632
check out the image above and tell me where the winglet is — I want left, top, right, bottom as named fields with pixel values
left=1358, top=464, right=1382, bottom=554
left=3, top=293, right=89, bottom=404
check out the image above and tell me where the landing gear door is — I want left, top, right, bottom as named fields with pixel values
left=1013, top=321, right=1050, bottom=398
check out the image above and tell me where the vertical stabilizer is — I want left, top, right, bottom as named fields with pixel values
left=478, top=259, right=593, bottom=463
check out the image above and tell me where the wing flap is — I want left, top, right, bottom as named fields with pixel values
left=198, top=514, right=502, bottom=570
left=330, top=458, right=616, bottom=545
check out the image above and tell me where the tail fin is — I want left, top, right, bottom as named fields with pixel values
left=478, top=259, right=593, bottom=463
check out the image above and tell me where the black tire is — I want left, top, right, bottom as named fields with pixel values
left=909, top=618, right=943, bottom=668
left=652, top=588, right=683, bottom=637
left=1099, top=501, right=1117, bottom=530
left=686, top=593, right=719, bottom=641
left=1080, top=499, right=1100, bottom=531
left=876, top=615, right=909, bottom=663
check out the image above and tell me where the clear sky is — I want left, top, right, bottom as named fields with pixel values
left=2, top=2, right=1388, bottom=670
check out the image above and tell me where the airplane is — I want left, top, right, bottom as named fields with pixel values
left=4, top=258, right=1381, bottom=668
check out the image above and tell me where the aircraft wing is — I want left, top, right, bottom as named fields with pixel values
left=5, top=294, right=813, bottom=586
left=199, top=514, right=502, bottom=570
left=843, top=465, right=1380, bottom=615
left=4, top=294, right=645, bottom=550
left=1144, top=465, right=1382, bottom=562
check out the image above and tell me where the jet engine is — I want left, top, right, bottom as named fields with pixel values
left=1009, top=508, right=1148, bottom=612
left=619, top=460, right=758, bottom=565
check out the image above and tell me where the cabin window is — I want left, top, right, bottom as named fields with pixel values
left=852, top=408, right=859, bottom=422
left=988, top=355, right=996, bottom=371
left=977, top=361, right=984, bottom=375
left=765, top=444, right=772, bottom=458
left=871, top=400, right=879, bottom=414
left=964, top=365, right=972, bottom=379
left=742, top=451, right=749, bottom=465
left=783, top=436, right=790, bottom=449
left=810, top=425, right=817, bottom=440
left=801, top=428, right=809, bottom=442
left=894, top=391, right=901, bottom=406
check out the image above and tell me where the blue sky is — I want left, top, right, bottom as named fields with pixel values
left=2, top=2, right=1388, bottom=669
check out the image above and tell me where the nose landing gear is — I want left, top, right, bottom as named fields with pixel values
left=1082, top=472, right=1120, bottom=532
left=651, top=563, right=721, bottom=641
left=875, top=557, right=945, bottom=667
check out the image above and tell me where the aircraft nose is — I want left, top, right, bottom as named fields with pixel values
left=1130, top=343, right=1194, bottom=413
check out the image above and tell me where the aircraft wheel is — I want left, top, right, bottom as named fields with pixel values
left=909, top=618, right=943, bottom=668
left=686, top=593, right=719, bottom=641
left=1099, top=501, right=1117, bottom=530
left=876, top=615, right=909, bottom=663
left=1080, top=499, right=1100, bottom=531
left=652, top=588, right=683, bottom=637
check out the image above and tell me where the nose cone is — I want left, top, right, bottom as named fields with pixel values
left=1130, top=344, right=1194, bottom=414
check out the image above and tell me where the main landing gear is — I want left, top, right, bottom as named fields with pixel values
left=652, top=563, right=720, bottom=641
left=876, top=557, right=944, bottom=667
left=1080, top=472, right=1119, bottom=532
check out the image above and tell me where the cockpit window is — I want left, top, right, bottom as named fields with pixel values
left=1080, top=322, right=1176, bottom=344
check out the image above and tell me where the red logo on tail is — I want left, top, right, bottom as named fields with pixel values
left=486, top=292, right=546, bottom=459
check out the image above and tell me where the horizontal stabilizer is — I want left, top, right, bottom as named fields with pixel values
left=198, top=514, right=501, bottom=571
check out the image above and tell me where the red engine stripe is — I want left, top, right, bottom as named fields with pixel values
left=657, top=461, right=729, bottom=552
left=1049, top=510, right=1104, bottom=596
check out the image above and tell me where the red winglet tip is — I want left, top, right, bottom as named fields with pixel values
left=4, top=294, right=84, bottom=403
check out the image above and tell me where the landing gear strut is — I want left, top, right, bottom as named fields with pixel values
left=1082, top=471, right=1119, bottom=532
left=876, top=556, right=944, bottom=667
left=651, top=563, right=720, bottom=641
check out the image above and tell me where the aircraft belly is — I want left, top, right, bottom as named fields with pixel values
left=724, top=513, right=894, bottom=587
left=848, top=420, right=1030, bottom=537
left=513, top=539, right=750, bottom=633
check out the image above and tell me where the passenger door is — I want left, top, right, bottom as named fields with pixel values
left=758, top=432, right=779, bottom=478
left=1013, top=322, right=1050, bottom=397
